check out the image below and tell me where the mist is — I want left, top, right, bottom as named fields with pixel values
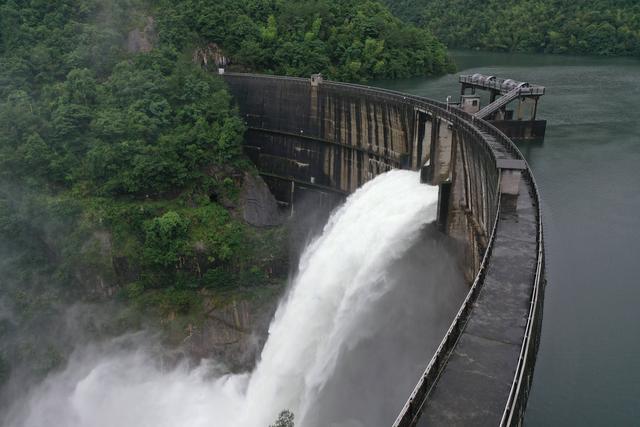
left=1, top=171, right=466, bottom=427
left=300, top=226, right=465, bottom=427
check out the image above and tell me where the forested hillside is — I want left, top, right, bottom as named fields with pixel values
left=0, top=0, right=452, bottom=393
left=0, top=0, right=288, bottom=392
left=157, top=0, right=454, bottom=81
left=384, top=0, right=640, bottom=56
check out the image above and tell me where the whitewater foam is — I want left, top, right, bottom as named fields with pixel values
left=4, top=170, right=441, bottom=427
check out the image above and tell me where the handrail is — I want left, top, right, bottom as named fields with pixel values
left=225, top=72, right=505, bottom=165
left=328, top=78, right=546, bottom=426
left=222, top=72, right=545, bottom=426
left=392, top=170, right=502, bottom=427
left=475, top=87, right=522, bottom=119
left=459, top=75, right=545, bottom=96
left=500, top=174, right=545, bottom=426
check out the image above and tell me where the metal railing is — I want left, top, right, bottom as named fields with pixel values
left=392, top=171, right=502, bottom=426
left=222, top=72, right=545, bottom=426
left=475, top=87, right=523, bottom=119
left=499, top=173, right=546, bottom=427
left=330, top=79, right=546, bottom=427
left=460, top=74, right=545, bottom=96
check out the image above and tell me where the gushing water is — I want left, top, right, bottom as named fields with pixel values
left=4, top=170, right=441, bottom=427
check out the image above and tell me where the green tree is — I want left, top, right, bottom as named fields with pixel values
left=383, top=0, right=640, bottom=57
left=157, top=0, right=453, bottom=82
left=269, top=410, right=295, bottom=427
left=143, top=211, right=191, bottom=268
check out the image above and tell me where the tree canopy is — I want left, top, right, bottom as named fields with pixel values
left=0, top=0, right=453, bottom=388
left=0, top=0, right=281, bottom=386
left=157, top=0, right=454, bottom=81
left=383, top=0, right=640, bottom=56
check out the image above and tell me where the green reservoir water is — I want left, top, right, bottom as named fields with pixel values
left=377, top=51, right=640, bottom=425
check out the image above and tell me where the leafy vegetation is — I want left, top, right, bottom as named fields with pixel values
left=157, top=0, right=454, bottom=81
left=0, top=0, right=454, bottom=391
left=269, top=410, right=295, bottom=427
left=0, top=0, right=286, bottom=388
left=0, top=0, right=287, bottom=292
left=383, top=0, right=640, bottom=56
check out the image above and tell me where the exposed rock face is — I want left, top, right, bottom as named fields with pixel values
left=193, top=43, right=229, bottom=69
left=184, top=291, right=281, bottom=371
left=240, top=172, right=284, bottom=227
left=77, top=231, right=118, bottom=298
left=127, top=16, right=157, bottom=53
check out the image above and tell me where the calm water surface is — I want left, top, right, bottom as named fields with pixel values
left=378, top=51, right=640, bottom=425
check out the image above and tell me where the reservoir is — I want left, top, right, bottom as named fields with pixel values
left=378, top=51, right=640, bottom=425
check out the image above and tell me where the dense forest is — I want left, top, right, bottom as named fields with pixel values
left=383, top=0, right=640, bottom=56
left=0, top=0, right=283, bottom=392
left=157, top=0, right=454, bottom=80
left=0, top=0, right=452, bottom=394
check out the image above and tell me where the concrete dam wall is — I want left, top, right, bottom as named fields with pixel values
left=223, top=73, right=546, bottom=426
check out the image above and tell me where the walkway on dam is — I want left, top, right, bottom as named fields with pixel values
left=223, top=73, right=545, bottom=427
left=416, top=178, right=539, bottom=425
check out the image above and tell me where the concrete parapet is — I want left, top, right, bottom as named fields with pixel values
left=222, top=72, right=544, bottom=427
left=497, top=159, right=526, bottom=196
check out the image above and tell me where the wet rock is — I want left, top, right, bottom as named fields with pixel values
left=76, top=231, right=119, bottom=298
left=184, top=292, right=281, bottom=371
left=240, top=172, right=283, bottom=227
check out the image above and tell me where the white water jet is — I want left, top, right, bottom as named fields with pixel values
left=240, top=170, right=439, bottom=426
left=4, top=170, right=440, bottom=427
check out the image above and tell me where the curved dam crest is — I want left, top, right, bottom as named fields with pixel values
left=223, top=72, right=546, bottom=426
left=2, top=72, right=545, bottom=427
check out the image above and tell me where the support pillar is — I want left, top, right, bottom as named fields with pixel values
left=310, top=73, right=322, bottom=123
left=515, top=97, right=537, bottom=121
left=421, top=119, right=454, bottom=185
left=413, top=109, right=432, bottom=170
left=436, top=181, right=452, bottom=231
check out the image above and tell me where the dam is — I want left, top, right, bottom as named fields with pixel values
left=223, top=73, right=546, bottom=426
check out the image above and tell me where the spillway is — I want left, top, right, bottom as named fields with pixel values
left=4, top=170, right=464, bottom=427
